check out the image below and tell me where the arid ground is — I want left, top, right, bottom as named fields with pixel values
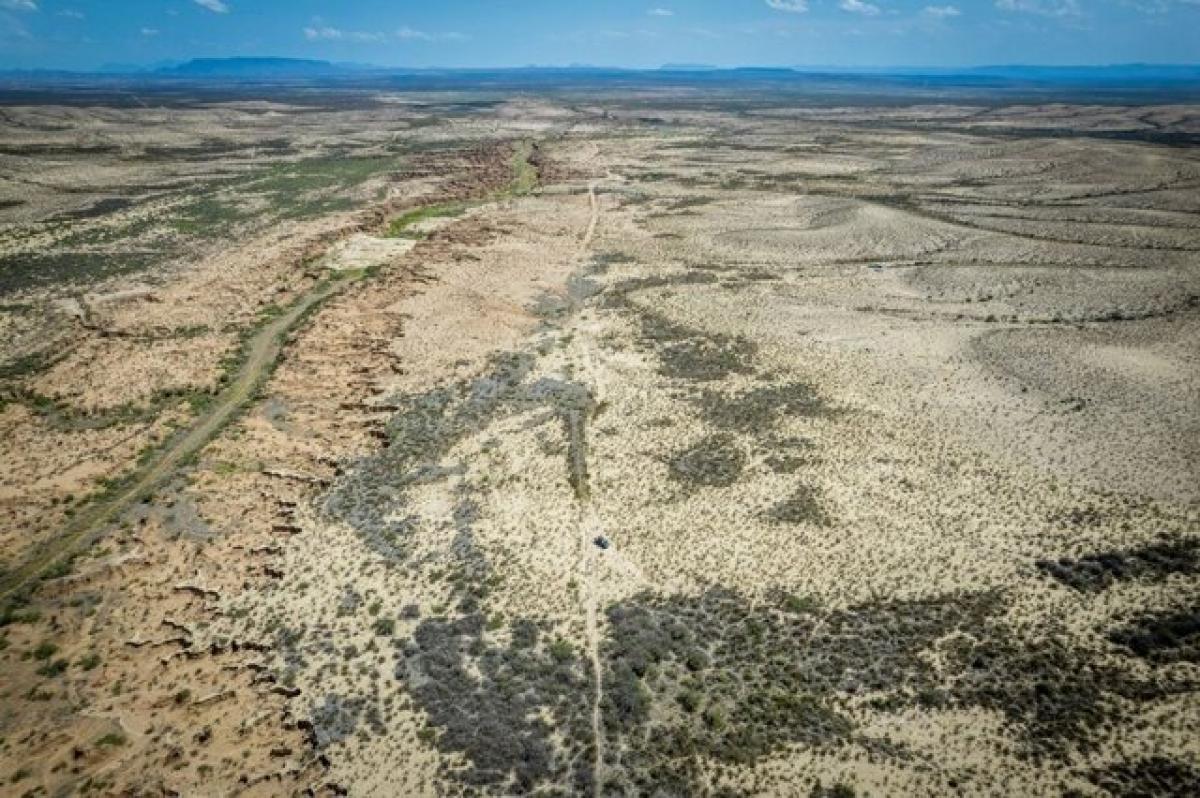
left=1, top=80, right=1198, bottom=797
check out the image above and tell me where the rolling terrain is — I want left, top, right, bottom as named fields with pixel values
left=0, top=78, right=1198, bottom=797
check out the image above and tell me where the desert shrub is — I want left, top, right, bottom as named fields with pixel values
left=1088, top=756, right=1200, bottom=797
left=403, top=613, right=592, bottom=792
left=596, top=584, right=1171, bottom=791
left=36, top=658, right=69, bottom=678
left=638, top=311, right=757, bottom=382
left=767, top=485, right=831, bottom=527
left=1036, top=537, right=1199, bottom=592
left=1108, top=608, right=1200, bottom=664
left=811, top=782, right=857, bottom=798
left=697, top=381, right=828, bottom=432
left=668, top=435, right=745, bottom=488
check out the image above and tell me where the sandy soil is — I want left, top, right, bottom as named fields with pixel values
left=1, top=93, right=1197, bottom=797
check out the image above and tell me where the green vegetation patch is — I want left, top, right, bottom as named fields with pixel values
left=31, top=640, right=58, bottom=660
left=508, top=141, right=540, bottom=196
left=173, top=153, right=404, bottom=237
left=384, top=203, right=467, bottom=239
left=249, top=154, right=402, bottom=197
left=0, top=349, right=62, bottom=382
left=37, top=658, right=69, bottom=678
left=0, top=251, right=159, bottom=296
left=171, top=195, right=257, bottom=235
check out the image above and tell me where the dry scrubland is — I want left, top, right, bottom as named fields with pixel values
left=0, top=90, right=1198, bottom=797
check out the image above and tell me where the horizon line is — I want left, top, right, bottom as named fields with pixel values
left=4, top=59, right=1200, bottom=74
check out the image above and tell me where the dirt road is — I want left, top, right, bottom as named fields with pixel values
left=0, top=273, right=357, bottom=604
left=571, top=178, right=607, bottom=796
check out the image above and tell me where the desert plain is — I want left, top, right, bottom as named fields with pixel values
left=0, top=77, right=1198, bottom=796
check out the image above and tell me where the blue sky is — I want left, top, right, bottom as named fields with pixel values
left=1, top=1, right=1198, bottom=71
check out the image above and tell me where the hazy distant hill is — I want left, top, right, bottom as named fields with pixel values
left=1, top=61, right=1197, bottom=108
left=4, top=58, right=1198, bottom=88
left=966, top=64, right=1200, bottom=82
left=158, top=58, right=355, bottom=77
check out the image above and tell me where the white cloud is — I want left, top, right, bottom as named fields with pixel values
left=765, top=0, right=808, bottom=12
left=193, top=0, right=230, bottom=14
left=141, top=27, right=159, bottom=36
left=995, top=0, right=1080, bottom=16
left=0, top=0, right=38, bottom=12
left=840, top=0, right=881, bottom=15
left=304, top=26, right=385, bottom=42
left=303, top=25, right=465, bottom=44
left=924, top=4, right=961, bottom=16
left=395, top=26, right=467, bottom=41
left=57, top=9, right=85, bottom=18
left=648, top=7, right=674, bottom=16
left=596, top=27, right=660, bottom=38
left=395, top=25, right=432, bottom=40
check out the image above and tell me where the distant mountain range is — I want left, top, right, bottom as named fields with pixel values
left=800, top=64, right=1200, bottom=82
left=2, top=57, right=1198, bottom=85
left=158, top=57, right=358, bottom=77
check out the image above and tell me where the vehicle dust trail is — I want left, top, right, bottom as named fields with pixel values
left=0, top=271, right=360, bottom=604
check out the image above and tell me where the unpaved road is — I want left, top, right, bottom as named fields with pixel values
left=573, top=178, right=607, bottom=796
left=0, top=273, right=358, bottom=603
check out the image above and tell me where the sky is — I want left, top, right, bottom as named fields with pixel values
left=1, top=1, right=1198, bottom=71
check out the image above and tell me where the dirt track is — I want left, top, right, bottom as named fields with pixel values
left=0, top=272, right=356, bottom=602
